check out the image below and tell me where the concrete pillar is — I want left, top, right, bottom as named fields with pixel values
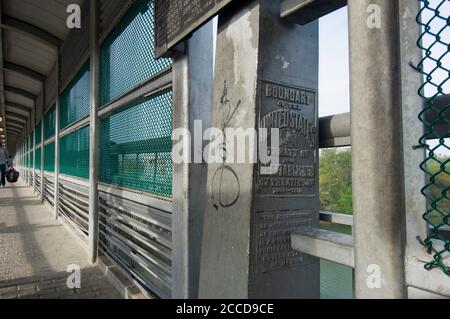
left=348, top=0, right=407, bottom=299
left=199, top=0, right=320, bottom=298
left=172, top=20, right=214, bottom=299
left=54, top=45, right=61, bottom=220
left=88, top=0, right=100, bottom=263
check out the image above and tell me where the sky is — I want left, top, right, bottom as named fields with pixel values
left=318, top=4, right=449, bottom=156
left=319, top=7, right=350, bottom=117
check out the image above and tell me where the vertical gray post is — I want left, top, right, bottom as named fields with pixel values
left=88, top=0, right=100, bottom=263
left=54, top=45, right=61, bottom=220
left=27, top=121, right=31, bottom=186
left=199, top=0, right=320, bottom=298
left=40, top=87, right=45, bottom=202
left=32, top=103, right=36, bottom=193
left=348, top=0, right=406, bottom=299
left=172, top=21, right=214, bottom=298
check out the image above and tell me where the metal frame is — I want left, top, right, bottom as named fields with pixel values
left=89, top=0, right=100, bottom=263
left=54, top=47, right=60, bottom=220
left=399, top=0, right=450, bottom=298
left=0, top=15, right=60, bottom=49
left=4, top=61, right=45, bottom=82
left=97, top=70, right=172, bottom=118
left=5, top=101, right=32, bottom=114
left=5, top=85, right=37, bottom=101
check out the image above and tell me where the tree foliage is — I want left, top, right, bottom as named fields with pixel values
left=424, top=155, right=449, bottom=226
left=320, top=149, right=352, bottom=215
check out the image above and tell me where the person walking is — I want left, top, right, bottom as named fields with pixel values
left=0, top=144, right=9, bottom=188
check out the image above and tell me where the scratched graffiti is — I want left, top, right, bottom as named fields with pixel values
left=211, top=81, right=242, bottom=210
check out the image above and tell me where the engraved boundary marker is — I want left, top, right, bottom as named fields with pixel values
left=258, top=80, right=318, bottom=198
left=155, top=0, right=235, bottom=58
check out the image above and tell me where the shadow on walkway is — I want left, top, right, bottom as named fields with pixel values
left=0, top=182, right=121, bottom=299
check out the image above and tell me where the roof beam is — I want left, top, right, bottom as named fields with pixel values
left=6, top=119, right=25, bottom=128
left=6, top=124, right=24, bottom=132
left=6, top=113, right=27, bottom=123
left=5, top=101, right=32, bottom=113
left=1, top=15, right=60, bottom=49
left=3, top=61, right=45, bottom=82
left=5, top=85, right=37, bottom=101
left=5, top=106, right=30, bottom=118
left=6, top=130, right=22, bottom=137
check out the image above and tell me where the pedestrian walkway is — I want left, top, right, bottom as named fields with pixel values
left=0, top=182, right=121, bottom=299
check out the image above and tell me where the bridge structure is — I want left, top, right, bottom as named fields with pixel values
left=0, top=0, right=448, bottom=299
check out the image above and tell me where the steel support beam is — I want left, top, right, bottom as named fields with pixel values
left=281, top=0, right=347, bottom=25
left=5, top=85, right=37, bottom=101
left=5, top=108, right=29, bottom=120
left=40, top=83, right=45, bottom=201
left=348, top=0, right=406, bottom=299
left=88, top=0, right=100, bottom=263
left=6, top=101, right=32, bottom=114
left=6, top=113, right=27, bottom=123
left=1, top=16, right=60, bottom=49
left=0, top=1, right=7, bottom=147
left=4, top=61, right=45, bottom=82
left=7, top=128, right=22, bottom=135
left=6, top=119, right=25, bottom=129
left=54, top=48, right=61, bottom=220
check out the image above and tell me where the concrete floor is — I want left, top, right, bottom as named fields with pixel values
left=0, top=181, right=121, bottom=299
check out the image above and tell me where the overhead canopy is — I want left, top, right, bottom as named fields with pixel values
left=0, top=0, right=83, bottom=154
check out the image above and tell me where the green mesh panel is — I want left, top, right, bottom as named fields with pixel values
left=100, top=89, right=173, bottom=198
left=44, top=106, right=56, bottom=140
left=35, top=147, right=41, bottom=170
left=60, top=63, right=91, bottom=130
left=100, top=0, right=172, bottom=106
left=44, top=143, right=55, bottom=173
left=35, top=122, right=42, bottom=145
left=416, top=0, right=450, bottom=275
left=60, top=126, right=90, bottom=179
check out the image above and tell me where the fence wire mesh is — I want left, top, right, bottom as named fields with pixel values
left=44, top=106, right=56, bottom=140
left=416, top=0, right=450, bottom=275
left=44, top=142, right=55, bottom=173
left=60, top=63, right=91, bottom=130
left=35, top=122, right=42, bottom=145
left=100, top=0, right=172, bottom=106
left=35, top=147, right=41, bottom=171
left=100, top=89, right=173, bottom=198
left=60, top=126, right=90, bottom=180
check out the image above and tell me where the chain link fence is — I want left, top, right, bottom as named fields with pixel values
left=416, top=0, right=449, bottom=275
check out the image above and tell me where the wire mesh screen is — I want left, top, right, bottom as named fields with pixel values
left=44, top=143, right=55, bottom=173
left=35, top=122, right=42, bottom=145
left=35, top=147, right=41, bottom=170
left=60, top=63, right=91, bottom=130
left=60, top=126, right=90, bottom=180
left=100, top=89, right=173, bottom=198
left=100, top=0, right=172, bottom=106
left=416, top=0, right=449, bottom=275
left=44, top=106, right=56, bottom=140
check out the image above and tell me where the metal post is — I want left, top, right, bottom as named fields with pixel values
left=54, top=44, right=61, bottom=220
left=40, top=85, right=45, bottom=202
left=32, top=103, right=36, bottom=193
left=172, top=20, right=214, bottom=298
left=27, top=120, right=31, bottom=186
left=88, top=0, right=100, bottom=263
left=348, top=0, right=407, bottom=299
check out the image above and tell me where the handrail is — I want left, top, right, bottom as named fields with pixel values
left=320, top=211, right=353, bottom=226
